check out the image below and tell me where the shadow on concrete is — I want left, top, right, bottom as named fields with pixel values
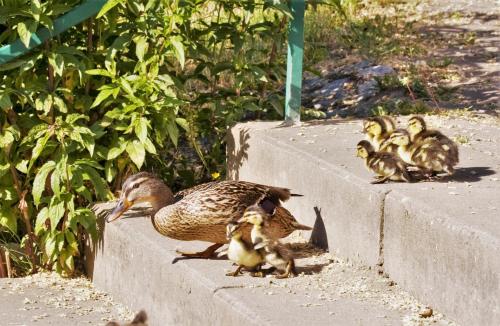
left=226, top=128, right=250, bottom=180
left=438, top=166, right=496, bottom=183
left=309, top=206, right=329, bottom=252
left=296, top=263, right=329, bottom=275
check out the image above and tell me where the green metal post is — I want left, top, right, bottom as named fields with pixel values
left=284, top=0, right=305, bottom=124
left=0, top=0, right=107, bottom=65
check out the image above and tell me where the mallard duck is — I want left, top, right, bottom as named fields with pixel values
left=239, top=205, right=296, bottom=278
left=356, top=140, right=412, bottom=184
left=225, top=222, right=264, bottom=277
left=407, top=116, right=459, bottom=165
left=363, top=116, right=397, bottom=152
left=387, top=129, right=457, bottom=177
left=106, top=310, right=148, bottom=326
left=106, top=172, right=312, bottom=259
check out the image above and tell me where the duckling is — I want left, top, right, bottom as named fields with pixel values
left=362, top=116, right=397, bottom=152
left=356, top=140, right=412, bottom=184
left=239, top=205, right=296, bottom=278
left=106, top=310, right=148, bottom=326
left=387, top=129, right=456, bottom=177
left=407, top=116, right=459, bottom=166
left=225, top=222, right=264, bottom=277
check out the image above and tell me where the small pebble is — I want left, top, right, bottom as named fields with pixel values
left=419, top=307, right=433, bottom=318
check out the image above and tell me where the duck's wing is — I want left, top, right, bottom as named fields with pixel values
left=177, top=180, right=298, bottom=223
left=173, top=181, right=219, bottom=202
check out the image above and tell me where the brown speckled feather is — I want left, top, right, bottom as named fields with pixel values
left=153, top=181, right=309, bottom=244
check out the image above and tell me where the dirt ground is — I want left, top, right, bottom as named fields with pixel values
left=0, top=272, right=134, bottom=325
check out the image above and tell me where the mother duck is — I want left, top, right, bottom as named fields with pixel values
left=106, top=172, right=311, bottom=259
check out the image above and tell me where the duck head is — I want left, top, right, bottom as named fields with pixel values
left=363, top=117, right=386, bottom=136
left=388, top=129, right=411, bottom=146
left=356, top=140, right=374, bottom=158
left=238, top=205, right=268, bottom=226
left=407, top=116, right=426, bottom=136
left=226, top=223, right=242, bottom=240
left=106, top=172, right=174, bottom=223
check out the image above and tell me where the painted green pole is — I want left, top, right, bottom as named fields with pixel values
left=284, top=0, right=306, bottom=124
left=0, top=0, right=107, bottom=65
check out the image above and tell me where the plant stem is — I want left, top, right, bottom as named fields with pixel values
left=45, top=41, right=55, bottom=124
left=0, top=248, right=6, bottom=278
left=9, top=164, right=37, bottom=272
left=85, top=18, right=94, bottom=95
left=5, top=250, right=12, bottom=278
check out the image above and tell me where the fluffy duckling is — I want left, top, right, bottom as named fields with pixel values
left=106, top=310, right=148, bottom=326
left=239, top=205, right=296, bottom=278
left=356, top=140, right=412, bottom=184
left=387, top=129, right=456, bottom=177
left=362, top=116, right=397, bottom=152
left=225, top=223, right=264, bottom=277
left=407, top=116, right=459, bottom=166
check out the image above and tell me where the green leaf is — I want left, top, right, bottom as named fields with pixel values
left=126, top=140, right=145, bottom=168
left=45, top=232, right=58, bottom=259
left=50, top=166, right=61, bottom=198
left=104, top=160, right=116, bottom=183
left=17, top=21, right=32, bottom=48
left=166, top=120, right=179, bottom=147
left=143, top=137, right=157, bottom=154
left=175, top=118, right=189, bottom=131
left=65, top=230, right=79, bottom=256
left=0, top=93, right=12, bottom=110
left=35, top=207, right=48, bottom=235
left=85, top=69, right=114, bottom=78
left=134, top=36, right=148, bottom=61
left=48, top=197, right=65, bottom=231
left=97, top=0, right=124, bottom=18
left=134, top=117, right=148, bottom=142
left=170, top=37, right=185, bottom=69
left=32, top=160, right=56, bottom=206
left=107, top=139, right=127, bottom=160
left=79, top=165, right=109, bottom=201
left=28, top=132, right=51, bottom=173
left=53, top=96, right=68, bottom=113
left=90, top=88, right=115, bottom=108
left=0, top=206, right=17, bottom=234
left=48, top=53, right=64, bottom=77
left=74, top=159, right=103, bottom=170
left=15, top=160, right=28, bottom=174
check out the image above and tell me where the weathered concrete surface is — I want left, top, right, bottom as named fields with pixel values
left=0, top=272, right=132, bottom=325
left=226, top=116, right=500, bottom=326
left=86, top=203, right=453, bottom=326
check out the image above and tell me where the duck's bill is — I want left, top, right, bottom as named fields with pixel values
left=106, top=199, right=131, bottom=223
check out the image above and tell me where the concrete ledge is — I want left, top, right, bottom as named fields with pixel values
left=226, top=118, right=500, bottom=326
left=85, top=205, right=420, bottom=326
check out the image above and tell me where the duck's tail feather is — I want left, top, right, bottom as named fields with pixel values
left=292, top=221, right=313, bottom=231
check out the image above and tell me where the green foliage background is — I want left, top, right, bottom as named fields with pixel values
left=0, top=0, right=291, bottom=275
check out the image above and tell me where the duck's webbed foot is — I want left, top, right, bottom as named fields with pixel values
left=275, top=261, right=296, bottom=279
left=226, top=266, right=242, bottom=277
left=173, top=243, right=223, bottom=263
left=371, top=176, right=389, bottom=184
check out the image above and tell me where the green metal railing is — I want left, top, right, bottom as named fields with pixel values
left=284, top=0, right=305, bottom=124
left=0, top=0, right=305, bottom=123
left=0, top=0, right=107, bottom=65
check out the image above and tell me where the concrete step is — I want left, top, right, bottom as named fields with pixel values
left=85, top=205, right=454, bottom=326
left=226, top=115, right=500, bottom=326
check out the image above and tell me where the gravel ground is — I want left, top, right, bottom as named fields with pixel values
left=0, top=272, right=134, bottom=326
left=252, top=233, right=459, bottom=326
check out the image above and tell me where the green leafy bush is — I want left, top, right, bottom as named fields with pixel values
left=0, top=0, right=290, bottom=275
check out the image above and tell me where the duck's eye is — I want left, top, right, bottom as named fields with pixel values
left=133, top=183, right=140, bottom=189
